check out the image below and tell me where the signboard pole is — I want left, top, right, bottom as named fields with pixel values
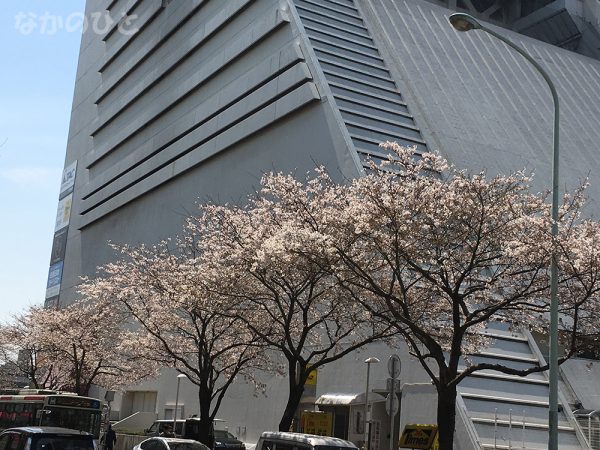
left=364, top=357, right=380, bottom=450
left=389, top=378, right=395, bottom=450
left=387, top=355, right=401, bottom=450
left=389, top=357, right=397, bottom=450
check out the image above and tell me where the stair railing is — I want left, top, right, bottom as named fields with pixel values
left=574, top=410, right=600, bottom=450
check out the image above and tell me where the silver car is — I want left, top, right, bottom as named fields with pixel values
left=134, top=437, right=210, bottom=450
left=0, top=427, right=97, bottom=450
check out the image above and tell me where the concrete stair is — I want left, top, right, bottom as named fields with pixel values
left=456, top=322, right=590, bottom=449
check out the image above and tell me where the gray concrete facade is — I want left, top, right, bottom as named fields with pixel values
left=52, top=0, right=366, bottom=307
left=49, top=0, right=600, bottom=448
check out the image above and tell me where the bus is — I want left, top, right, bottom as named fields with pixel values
left=0, top=389, right=103, bottom=438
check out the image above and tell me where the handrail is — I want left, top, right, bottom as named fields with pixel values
left=574, top=411, right=600, bottom=450
left=523, top=329, right=592, bottom=450
left=455, top=393, right=482, bottom=449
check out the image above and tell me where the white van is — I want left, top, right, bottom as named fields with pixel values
left=255, top=432, right=357, bottom=450
left=145, top=419, right=186, bottom=437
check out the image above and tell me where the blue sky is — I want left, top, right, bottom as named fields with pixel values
left=0, top=1, right=85, bottom=321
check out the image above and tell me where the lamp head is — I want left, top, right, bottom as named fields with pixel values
left=177, top=373, right=187, bottom=379
left=449, top=13, right=481, bottom=32
left=364, top=357, right=380, bottom=364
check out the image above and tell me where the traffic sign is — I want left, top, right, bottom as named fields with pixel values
left=385, top=392, right=399, bottom=416
left=386, top=378, right=401, bottom=392
left=388, top=354, right=401, bottom=378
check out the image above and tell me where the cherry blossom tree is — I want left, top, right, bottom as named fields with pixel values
left=80, top=239, right=268, bottom=447
left=32, top=297, right=153, bottom=395
left=203, top=142, right=597, bottom=449
left=558, top=219, right=600, bottom=356
left=77, top=141, right=599, bottom=449
left=193, top=177, right=397, bottom=432
left=0, top=306, right=64, bottom=389
left=304, top=142, right=600, bottom=450
left=0, top=300, right=149, bottom=395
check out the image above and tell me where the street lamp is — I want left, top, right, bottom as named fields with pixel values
left=449, top=13, right=560, bottom=450
left=364, top=357, right=380, bottom=450
left=174, top=373, right=188, bottom=432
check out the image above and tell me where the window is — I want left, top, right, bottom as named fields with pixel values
left=314, top=447, right=356, bottom=450
left=213, top=431, right=235, bottom=440
left=174, top=422, right=183, bottom=436
left=40, top=407, right=101, bottom=436
left=141, top=439, right=166, bottom=450
left=140, top=440, right=156, bottom=450
left=155, top=441, right=169, bottom=450
left=163, top=406, right=184, bottom=421
left=0, top=434, right=13, bottom=450
left=13, top=404, right=33, bottom=427
left=32, top=436, right=95, bottom=450
left=169, top=443, right=208, bottom=450
left=274, top=442, right=295, bottom=450
left=8, top=433, right=23, bottom=450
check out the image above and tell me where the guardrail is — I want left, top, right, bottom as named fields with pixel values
left=574, top=411, right=600, bottom=450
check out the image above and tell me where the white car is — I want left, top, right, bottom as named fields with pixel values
left=255, top=432, right=358, bottom=450
left=134, top=437, right=210, bottom=450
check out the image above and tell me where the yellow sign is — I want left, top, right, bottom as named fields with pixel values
left=399, top=424, right=438, bottom=449
left=305, top=369, right=318, bottom=386
left=301, top=411, right=332, bottom=436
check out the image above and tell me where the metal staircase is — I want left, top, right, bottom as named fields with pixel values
left=457, top=322, right=590, bottom=449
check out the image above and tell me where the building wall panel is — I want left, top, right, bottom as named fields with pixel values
left=75, top=1, right=328, bottom=226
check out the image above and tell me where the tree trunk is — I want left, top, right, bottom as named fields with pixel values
left=278, top=373, right=305, bottom=432
left=436, top=385, right=457, bottom=450
left=197, top=385, right=214, bottom=448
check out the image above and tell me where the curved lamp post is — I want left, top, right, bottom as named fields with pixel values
left=364, top=357, right=380, bottom=450
left=448, top=13, right=560, bottom=450
left=173, top=373, right=188, bottom=433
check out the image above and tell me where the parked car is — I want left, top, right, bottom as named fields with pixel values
left=134, top=437, right=210, bottom=450
left=145, top=420, right=186, bottom=437
left=145, top=418, right=241, bottom=449
left=0, top=426, right=97, bottom=450
left=213, top=430, right=245, bottom=450
left=255, top=432, right=357, bottom=450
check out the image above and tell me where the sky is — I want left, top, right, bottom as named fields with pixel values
left=0, top=1, right=86, bottom=322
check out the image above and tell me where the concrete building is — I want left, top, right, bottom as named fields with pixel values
left=47, top=0, right=600, bottom=448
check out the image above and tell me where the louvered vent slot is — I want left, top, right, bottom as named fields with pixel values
left=293, top=0, right=428, bottom=167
